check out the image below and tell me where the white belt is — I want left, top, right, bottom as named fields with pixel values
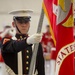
left=5, top=65, right=38, bottom=75
left=5, top=65, right=16, bottom=75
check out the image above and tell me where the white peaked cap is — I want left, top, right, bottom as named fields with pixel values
left=9, top=9, right=33, bottom=17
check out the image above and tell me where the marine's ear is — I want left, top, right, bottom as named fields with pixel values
left=12, top=22, right=16, bottom=27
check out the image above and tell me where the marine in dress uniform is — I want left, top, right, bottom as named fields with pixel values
left=41, top=25, right=56, bottom=75
left=1, top=10, right=45, bottom=75
left=0, top=24, right=14, bottom=75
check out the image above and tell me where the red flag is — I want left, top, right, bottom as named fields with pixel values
left=43, top=0, right=57, bottom=46
left=56, top=0, right=74, bottom=75
left=43, top=0, right=75, bottom=75
left=43, top=0, right=58, bottom=61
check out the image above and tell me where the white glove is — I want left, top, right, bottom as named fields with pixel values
left=0, top=29, right=10, bottom=38
left=8, top=28, right=16, bottom=37
left=12, top=36, right=17, bottom=40
left=27, top=33, right=42, bottom=44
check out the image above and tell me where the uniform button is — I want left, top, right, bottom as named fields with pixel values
left=26, top=61, right=29, bottom=64
left=26, top=50, right=29, bottom=53
left=26, top=67, right=29, bottom=70
left=20, top=36, right=22, bottom=39
left=24, top=37, right=26, bottom=39
left=26, top=56, right=29, bottom=59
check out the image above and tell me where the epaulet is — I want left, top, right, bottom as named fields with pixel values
left=2, top=37, right=10, bottom=45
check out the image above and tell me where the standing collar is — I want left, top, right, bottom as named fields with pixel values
left=15, top=34, right=28, bottom=39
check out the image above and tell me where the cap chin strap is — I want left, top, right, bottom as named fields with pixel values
left=14, top=22, right=22, bottom=34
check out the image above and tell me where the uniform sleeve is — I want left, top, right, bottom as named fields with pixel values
left=35, top=43, right=45, bottom=75
left=1, top=37, right=32, bottom=53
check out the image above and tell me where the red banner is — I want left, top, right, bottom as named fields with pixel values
left=43, top=0, right=57, bottom=46
left=56, top=0, right=74, bottom=75
left=43, top=0, right=74, bottom=75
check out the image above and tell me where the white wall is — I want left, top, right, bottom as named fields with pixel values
left=0, top=14, right=48, bottom=35
left=0, top=0, right=49, bottom=35
left=0, top=15, right=13, bottom=31
left=29, top=14, right=49, bottom=35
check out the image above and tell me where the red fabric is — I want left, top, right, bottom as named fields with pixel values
left=51, top=50, right=56, bottom=60
left=43, top=0, right=57, bottom=60
left=41, top=32, right=54, bottom=53
left=43, top=0, right=57, bottom=42
left=0, top=31, right=11, bottom=39
left=56, top=25, right=74, bottom=75
left=0, top=32, right=2, bottom=40
left=74, top=53, right=75, bottom=74
left=0, top=51, right=4, bottom=62
left=43, top=0, right=74, bottom=75
left=56, top=2, right=74, bottom=75
left=0, top=32, right=3, bottom=62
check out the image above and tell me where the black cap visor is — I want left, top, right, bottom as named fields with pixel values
left=14, top=17, right=31, bottom=24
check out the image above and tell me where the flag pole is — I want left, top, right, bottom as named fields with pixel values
left=28, top=8, right=44, bottom=75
